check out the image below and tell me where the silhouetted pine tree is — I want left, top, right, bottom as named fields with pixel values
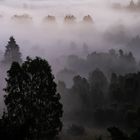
left=3, top=57, right=63, bottom=140
left=4, top=36, right=22, bottom=64
left=137, top=0, right=140, bottom=7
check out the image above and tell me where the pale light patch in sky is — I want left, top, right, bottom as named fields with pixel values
left=0, top=0, right=138, bottom=10
left=0, top=0, right=117, bottom=7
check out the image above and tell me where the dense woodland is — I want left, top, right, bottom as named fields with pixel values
left=57, top=49, right=137, bottom=86
left=0, top=37, right=139, bottom=140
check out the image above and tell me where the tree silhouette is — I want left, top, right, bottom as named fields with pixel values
left=109, top=72, right=140, bottom=104
left=137, top=0, right=140, bottom=7
left=3, top=57, right=63, bottom=140
left=129, top=0, right=135, bottom=9
left=64, top=15, right=76, bottom=24
left=88, top=69, right=108, bottom=108
left=3, top=36, right=22, bottom=64
left=131, top=128, right=140, bottom=140
left=71, top=75, right=89, bottom=108
left=108, top=127, right=129, bottom=140
left=83, top=15, right=93, bottom=24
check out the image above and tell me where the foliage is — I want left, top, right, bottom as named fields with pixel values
left=3, top=36, right=22, bottom=64
left=3, top=57, right=63, bottom=140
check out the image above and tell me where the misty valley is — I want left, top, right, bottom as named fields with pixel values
left=0, top=0, right=140, bottom=140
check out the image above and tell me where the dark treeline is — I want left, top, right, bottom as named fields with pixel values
left=57, top=49, right=138, bottom=86
left=58, top=69, right=140, bottom=139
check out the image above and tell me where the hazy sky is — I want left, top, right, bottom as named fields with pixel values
left=0, top=0, right=137, bottom=5
left=0, top=0, right=139, bottom=59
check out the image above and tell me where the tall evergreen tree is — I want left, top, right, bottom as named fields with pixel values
left=137, top=0, right=140, bottom=7
left=88, top=69, right=108, bottom=108
left=3, top=57, right=63, bottom=140
left=4, top=36, right=22, bottom=64
left=71, top=75, right=89, bottom=109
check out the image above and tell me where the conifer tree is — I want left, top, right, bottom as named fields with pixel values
left=3, top=57, right=63, bottom=140
left=4, top=36, right=22, bottom=64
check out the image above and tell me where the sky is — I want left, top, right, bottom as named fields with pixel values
left=0, top=0, right=135, bottom=6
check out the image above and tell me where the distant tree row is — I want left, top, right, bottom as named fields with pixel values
left=57, top=49, right=138, bottom=86
left=112, top=0, right=140, bottom=11
left=127, top=0, right=140, bottom=10
left=10, top=14, right=93, bottom=24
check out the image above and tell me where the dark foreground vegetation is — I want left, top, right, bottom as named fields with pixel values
left=0, top=37, right=63, bottom=140
left=0, top=37, right=140, bottom=140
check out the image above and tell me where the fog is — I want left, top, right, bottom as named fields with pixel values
left=0, top=0, right=140, bottom=59
left=0, top=0, right=140, bottom=139
left=0, top=0, right=139, bottom=102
